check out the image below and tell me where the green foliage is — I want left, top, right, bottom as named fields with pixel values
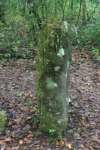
left=0, top=0, right=99, bottom=60
left=0, top=0, right=35, bottom=59
left=0, top=110, right=7, bottom=133
left=0, top=0, right=7, bottom=23
left=77, top=16, right=100, bottom=60
left=92, top=47, right=100, bottom=60
left=79, top=20, right=100, bottom=47
left=0, top=17, right=34, bottom=59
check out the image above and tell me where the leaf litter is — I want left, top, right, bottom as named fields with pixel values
left=0, top=50, right=99, bottom=149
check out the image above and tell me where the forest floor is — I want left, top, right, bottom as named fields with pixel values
left=0, top=50, right=100, bottom=150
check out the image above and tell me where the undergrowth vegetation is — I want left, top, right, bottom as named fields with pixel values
left=0, top=0, right=100, bottom=60
left=78, top=8, right=100, bottom=60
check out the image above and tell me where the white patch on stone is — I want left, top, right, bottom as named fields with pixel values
left=57, top=48, right=65, bottom=57
left=63, top=21, right=68, bottom=32
left=66, top=72, right=67, bottom=78
left=54, top=66, right=60, bottom=71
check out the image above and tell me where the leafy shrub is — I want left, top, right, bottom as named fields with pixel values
left=0, top=17, right=34, bottom=59
left=79, top=22, right=100, bottom=48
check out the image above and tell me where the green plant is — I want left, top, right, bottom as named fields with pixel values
left=92, top=47, right=100, bottom=60
left=79, top=23, right=100, bottom=46
left=0, top=18, right=34, bottom=59
left=0, top=110, right=7, bottom=133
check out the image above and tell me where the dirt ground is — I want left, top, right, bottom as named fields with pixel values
left=0, top=51, right=100, bottom=150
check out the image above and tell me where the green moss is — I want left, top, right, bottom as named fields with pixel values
left=39, top=106, right=60, bottom=137
left=0, top=110, right=7, bottom=133
left=36, top=19, right=72, bottom=137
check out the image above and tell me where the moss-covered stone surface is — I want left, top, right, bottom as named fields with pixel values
left=36, top=19, right=72, bottom=137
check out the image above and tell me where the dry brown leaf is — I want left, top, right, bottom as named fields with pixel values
left=0, top=137, right=11, bottom=144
